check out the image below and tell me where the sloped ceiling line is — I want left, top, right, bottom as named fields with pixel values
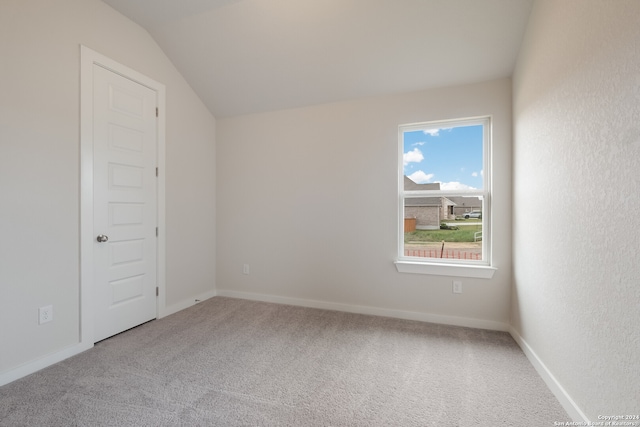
left=102, top=0, right=533, bottom=117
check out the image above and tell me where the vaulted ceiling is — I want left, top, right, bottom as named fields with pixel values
left=101, top=0, right=533, bottom=117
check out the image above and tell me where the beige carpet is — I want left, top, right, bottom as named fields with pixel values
left=0, top=297, right=568, bottom=426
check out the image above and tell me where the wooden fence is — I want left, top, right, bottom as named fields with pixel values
left=404, top=248, right=481, bottom=260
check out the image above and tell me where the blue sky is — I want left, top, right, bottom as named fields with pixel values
left=403, top=124, right=483, bottom=190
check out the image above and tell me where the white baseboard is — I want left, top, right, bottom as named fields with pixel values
left=217, top=291, right=587, bottom=420
left=160, top=289, right=217, bottom=318
left=216, top=289, right=510, bottom=332
left=2, top=289, right=584, bottom=425
left=1, top=289, right=218, bottom=387
left=0, top=342, right=92, bottom=387
left=508, top=326, right=588, bottom=422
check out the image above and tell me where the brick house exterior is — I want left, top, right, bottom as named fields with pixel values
left=448, top=196, right=482, bottom=217
left=405, top=197, right=456, bottom=229
left=403, top=176, right=456, bottom=230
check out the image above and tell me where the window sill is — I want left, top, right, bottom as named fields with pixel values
left=394, top=260, right=496, bottom=279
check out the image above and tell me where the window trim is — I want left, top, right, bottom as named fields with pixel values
left=396, top=116, right=496, bottom=278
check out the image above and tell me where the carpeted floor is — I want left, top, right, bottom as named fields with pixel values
left=0, top=297, right=568, bottom=426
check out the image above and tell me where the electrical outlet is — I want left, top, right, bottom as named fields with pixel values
left=452, top=281, right=463, bottom=294
left=243, top=264, right=250, bottom=275
left=39, top=305, right=53, bottom=324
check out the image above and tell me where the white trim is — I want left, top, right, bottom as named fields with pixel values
left=161, top=290, right=217, bottom=318
left=80, top=45, right=166, bottom=346
left=398, top=116, right=494, bottom=273
left=395, top=260, right=496, bottom=278
left=508, top=326, right=589, bottom=422
left=216, top=290, right=509, bottom=332
left=0, top=343, right=91, bottom=387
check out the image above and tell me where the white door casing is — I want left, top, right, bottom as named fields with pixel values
left=80, top=46, right=166, bottom=346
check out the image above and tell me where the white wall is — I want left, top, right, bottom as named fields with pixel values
left=512, top=0, right=640, bottom=419
left=0, top=0, right=216, bottom=376
left=216, top=78, right=512, bottom=329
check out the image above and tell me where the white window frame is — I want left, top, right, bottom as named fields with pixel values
left=395, top=116, right=496, bottom=279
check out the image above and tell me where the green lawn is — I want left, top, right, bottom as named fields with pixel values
left=405, top=223, right=482, bottom=243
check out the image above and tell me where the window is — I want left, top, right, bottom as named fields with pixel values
left=395, top=116, right=495, bottom=278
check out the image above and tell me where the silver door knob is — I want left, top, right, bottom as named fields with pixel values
left=96, top=234, right=109, bottom=243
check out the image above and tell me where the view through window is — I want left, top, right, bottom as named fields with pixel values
left=399, top=117, right=490, bottom=265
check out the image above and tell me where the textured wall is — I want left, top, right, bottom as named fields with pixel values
left=512, top=0, right=640, bottom=418
left=217, top=78, right=513, bottom=328
left=0, top=0, right=216, bottom=375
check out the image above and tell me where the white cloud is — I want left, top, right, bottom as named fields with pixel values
left=408, top=170, right=434, bottom=183
left=412, top=142, right=425, bottom=146
left=403, top=148, right=424, bottom=166
left=471, top=172, right=478, bottom=177
left=422, top=127, right=452, bottom=137
left=436, top=181, right=478, bottom=190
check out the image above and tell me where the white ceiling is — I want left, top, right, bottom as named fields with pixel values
left=102, top=0, right=533, bottom=117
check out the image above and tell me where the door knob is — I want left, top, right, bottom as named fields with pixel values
left=96, top=234, right=109, bottom=243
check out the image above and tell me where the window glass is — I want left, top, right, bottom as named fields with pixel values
left=399, top=118, right=490, bottom=265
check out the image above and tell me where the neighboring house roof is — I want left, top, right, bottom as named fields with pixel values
left=405, top=197, right=456, bottom=207
left=448, top=196, right=482, bottom=209
left=404, top=177, right=455, bottom=207
left=404, top=176, right=440, bottom=191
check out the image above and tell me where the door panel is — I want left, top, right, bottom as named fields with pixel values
left=93, top=65, right=157, bottom=342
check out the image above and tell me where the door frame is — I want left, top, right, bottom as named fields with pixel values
left=80, top=45, right=166, bottom=346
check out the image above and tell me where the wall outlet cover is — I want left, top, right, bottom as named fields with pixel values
left=453, top=281, right=463, bottom=294
left=39, top=305, right=53, bottom=324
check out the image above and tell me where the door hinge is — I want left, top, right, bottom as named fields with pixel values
left=156, top=227, right=158, bottom=237
left=156, top=167, right=158, bottom=177
left=156, top=287, right=159, bottom=296
left=156, top=107, right=159, bottom=117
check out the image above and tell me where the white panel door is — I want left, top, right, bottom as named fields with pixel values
left=93, top=65, right=157, bottom=342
